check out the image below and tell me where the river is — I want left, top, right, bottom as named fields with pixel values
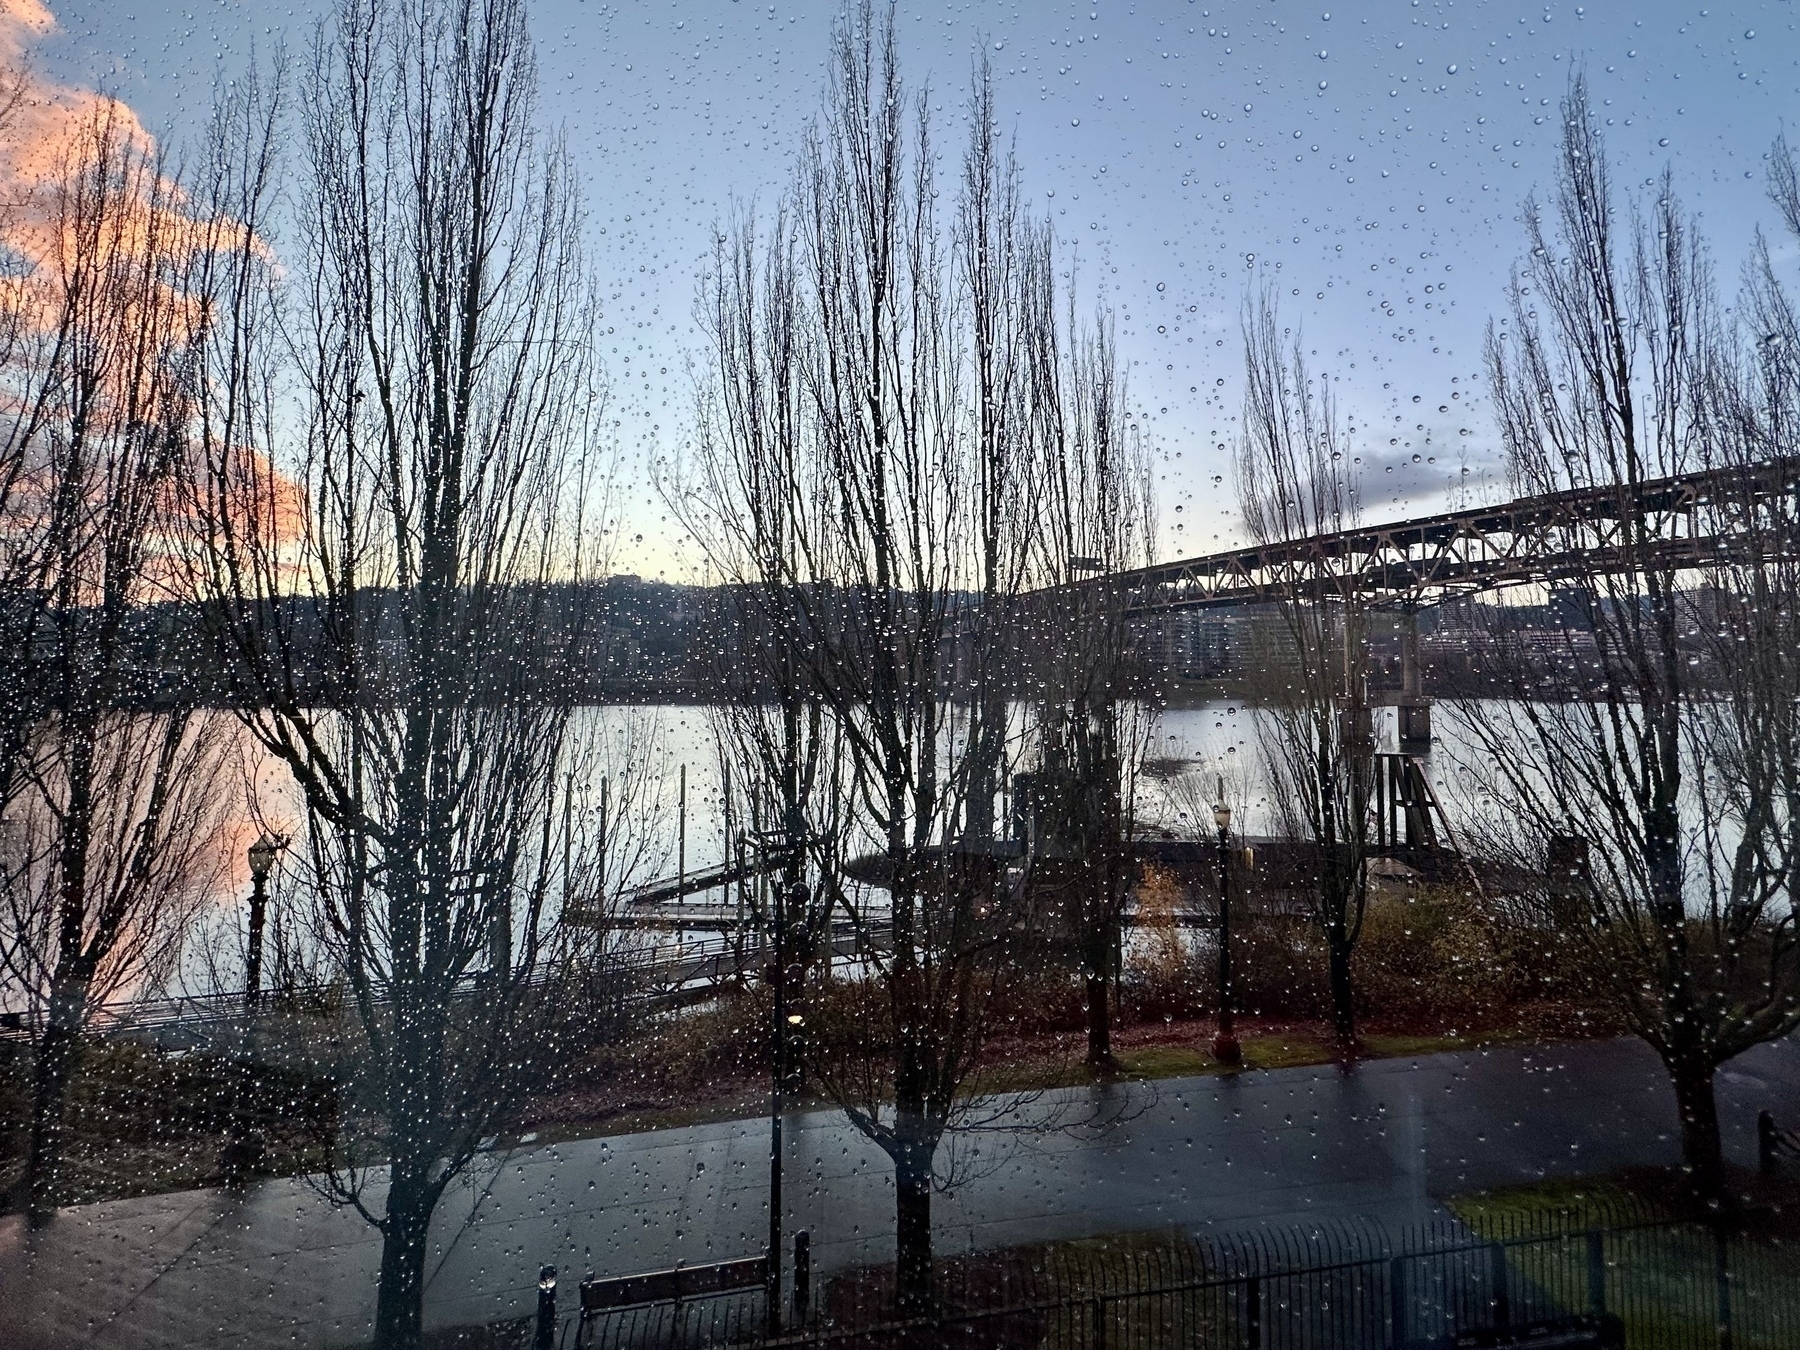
left=76, top=698, right=1716, bottom=1004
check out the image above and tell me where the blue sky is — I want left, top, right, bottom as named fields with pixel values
left=28, top=0, right=1800, bottom=575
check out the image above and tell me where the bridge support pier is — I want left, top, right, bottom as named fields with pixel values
left=1394, top=612, right=1432, bottom=754
left=1397, top=701, right=1432, bottom=751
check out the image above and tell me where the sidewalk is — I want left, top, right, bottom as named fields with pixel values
left=2, top=1033, right=1796, bottom=1349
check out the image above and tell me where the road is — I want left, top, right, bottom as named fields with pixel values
left=1, top=1033, right=1796, bottom=1348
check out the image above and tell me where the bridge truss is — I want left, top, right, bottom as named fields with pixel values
left=1106, top=456, right=1800, bottom=860
left=1114, top=457, right=1800, bottom=616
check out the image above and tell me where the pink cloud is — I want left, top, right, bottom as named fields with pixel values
left=0, top=4, right=305, bottom=555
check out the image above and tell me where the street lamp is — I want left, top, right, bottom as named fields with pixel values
left=224, top=833, right=283, bottom=1185
left=768, top=873, right=808, bottom=1334
left=1211, top=789, right=1241, bottom=1065
left=245, top=835, right=283, bottom=1010
left=534, top=1265, right=558, bottom=1350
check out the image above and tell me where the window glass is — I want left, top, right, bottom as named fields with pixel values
left=2, top=3, right=1797, bottom=1348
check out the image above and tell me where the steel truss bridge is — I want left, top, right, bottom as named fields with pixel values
left=1101, top=456, right=1799, bottom=861
left=1112, top=457, right=1800, bottom=616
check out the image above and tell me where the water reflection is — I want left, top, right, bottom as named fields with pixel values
left=145, top=695, right=1733, bottom=1008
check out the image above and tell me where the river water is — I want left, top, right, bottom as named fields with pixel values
left=109, top=698, right=1706, bottom=1002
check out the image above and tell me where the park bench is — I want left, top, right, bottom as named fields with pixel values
left=570, top=1255, right=766, bottom=1349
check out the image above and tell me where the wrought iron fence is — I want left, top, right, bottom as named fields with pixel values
left=556, top=1209, right=1799, bottom=1350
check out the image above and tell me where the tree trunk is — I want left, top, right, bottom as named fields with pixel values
left=1669, top=1054, right=1722, bottom=1194
left=893, top=1137, right=933, bottom=1317
left=964, top=700, right=1005, bottom=844
left=1327, top=937, right=1356, bottom=1050
left=374, top=1168, right=433, bottom=1350
left=1084, top=973, right=1114, bottom=1069
left=26, top=974, right=89, bottom=1222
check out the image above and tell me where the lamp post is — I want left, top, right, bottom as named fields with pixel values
left=224, top=834, right=283, bottom=1184
left=767, top=867, right=788, bottom=1334
left=768, top=861, right=808, bottom=1335
left=533, top=1265, right=558, bottom=1350
left=245, top=835, right=282, bottom=1010
left=1211, top=788, right=1241, bottom=1065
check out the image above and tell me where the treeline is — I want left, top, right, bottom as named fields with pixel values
left=6, top=577, right=1183, bottom=710
left=2, top=579, right=712, bottom=708
left=1418, top=588, right=1749, bottom=700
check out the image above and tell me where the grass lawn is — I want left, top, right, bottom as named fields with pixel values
left=1449, top=1167, right=1800, bottom=1350
left=0, top=1009, right=1593, bottom=1211
left=512, top=1017, right=1560, bottom=1150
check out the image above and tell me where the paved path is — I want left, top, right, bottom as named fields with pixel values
left=2, top=1034, right=1797, bottom=1348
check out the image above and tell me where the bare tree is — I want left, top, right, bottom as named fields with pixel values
left=679, top=3, right=1151, bottom=1310
left=784, top=12, right=1052, bottom=1312
left=1022, top=249, right=1156, bottom=1068
left=187, top=1, right=622, bottom=1342
left=682, top=196, right=843, bottom=1298
left=1451, top=85, right=1800, bottom=1189
left=1234, top=296, right=1372, bottom=1048
left=686, top=200, right=827, bottom=949
left=955, top=63, right=1032, bottom=850
left=681, top=6, right=1066, bottom=1313
left=0, top=103, right=240, bottom=1219
left=0, top=59, right=51, bottom=809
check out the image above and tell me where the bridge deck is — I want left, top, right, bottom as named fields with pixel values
left=1114, top=456, right=1799, bottom=612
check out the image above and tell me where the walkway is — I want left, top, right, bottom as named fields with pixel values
left=2, top=1033, right=1796, bottom=1348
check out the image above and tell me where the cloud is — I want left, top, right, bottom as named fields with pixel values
left=0, top=0, right=148, bottom=165
left=0, top=0, right=52, bottom=62
left=0, top=3, right=178, bottom=270
left=0, top=3, right=306, bottom=555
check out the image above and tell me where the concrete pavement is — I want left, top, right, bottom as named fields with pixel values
left=2, top=1033, right=1796, bottom=1348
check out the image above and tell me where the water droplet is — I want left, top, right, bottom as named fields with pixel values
left=994, top=39, right=1005, bottom=50
left=1156, top=282, right=1166, bottom=291
left=1745, top=29, right=1755, bottom=39
left=1446, top=63, right=1458, bottom=74
left=1071, top=118, right=1081, bottom=127
left=1659, top=137, right=1670, bottom=147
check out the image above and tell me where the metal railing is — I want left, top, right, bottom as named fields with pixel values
left=0, top=941, right=729, bottom=1048
left=554, top=1210, right=1799, bottom=1350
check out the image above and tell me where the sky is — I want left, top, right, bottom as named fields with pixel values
left=16, top=0, right=1800, bottom=576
